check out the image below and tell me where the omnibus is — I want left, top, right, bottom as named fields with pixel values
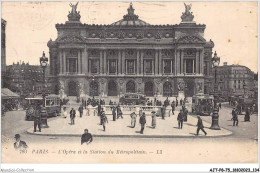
left=192, top=94, right=214, bottom=116
left=25, top=95, right=61, bottom=120
left=119, top=93, right=146, bottom=105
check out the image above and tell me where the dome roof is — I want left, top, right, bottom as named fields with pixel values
left=111, top=3, right=150, bottom=26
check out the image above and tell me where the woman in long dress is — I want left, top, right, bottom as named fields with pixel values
left=151, top=111, right=157, bottom=129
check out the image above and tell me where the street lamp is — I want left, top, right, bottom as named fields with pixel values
left=40, top=51, right=48, bottom=127
left=210, top=51, right=221, bottom=130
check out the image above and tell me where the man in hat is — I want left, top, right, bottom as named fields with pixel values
left=232, top=108, right=238, bottom=126
left=177, top=109, right=184, bottom=129
left=196, top=116, right=207, bottom=136
left=78, top=105, right=84, bottom=118
left=130, top=112, right=137, bottom=128
left=112, top=106, right=116, bottom=121
left=139, top=112, right=146, bottom=134
left=81, top=129, right=93, bottom=145
left=171, top=101, right=175, bottom=116
left=101, top=111, right=108, bottom=131
left=70, top=108, right=76, bottom=125
left=14, top=134, right=28, bottom=150
left=231, top=108, right=236, bottom=121
left=117, top=105, right=123, bottom=119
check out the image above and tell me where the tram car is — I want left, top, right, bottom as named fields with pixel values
left=25, top=94, right=61, bottom=121
left=192, top=94, right=214, bottom=116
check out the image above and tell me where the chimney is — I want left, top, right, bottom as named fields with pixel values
left=223, top=62, right=228, bottom=66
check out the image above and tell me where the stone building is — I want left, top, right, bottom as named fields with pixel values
left=5, top=62, right=50, bottom=97
left=47, top=3, right=214, bottom=99
left=215, top=62, right=255, bottom=98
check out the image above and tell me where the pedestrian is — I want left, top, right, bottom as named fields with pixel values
left=84, top=100, right=87, bottom=109
left=78, top=105, right=83, bottom=118
left=161, top=105, right=165, bottom=120
left=100, top=108, right=104, bottom=125
left=62, top=107, right=67, bottom=118
left=180, top=99, right=183, bottom=106
left=139, top=112, right=146, bottom=134
left=34, top=111, right=42, bottom=132
left=177, top=109, right=184, bottom=129
left=232, top=109, right=238, bottom=126
left=171, top=101, right=175, bottom=116
left=70, top=108, right=76, bottom=125
left=117, top=105, right=123, bottom=119
left=244, top=107, right=250, bottom=122
left=196, top=116, right=207, bottom=136
left=219, top=102, right=222, bottom=109
left=14, top=134, right=28, bottom=150
left=176, top=98, right=178, bottom=107
left=97, top=103, right=101, bottom=116
left=183, top=107, right=188, bottom=122
left=101, top=112, right=108, bottom=131
left=81, top=129, right=93, bottom=145
left=112, top=106, right=116, bottom=121
left=130, top=112, right=137, bottom=128
left=231, top=108, right=236, bottom=120
left=151, top=111, right=156, bottom=129
left=139, top=107, right=143, bottom=117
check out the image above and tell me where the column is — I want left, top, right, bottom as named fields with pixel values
left=63, top=50, right=66, bottom=73
left=158, top=49, right=162, bottom=75
left=78, top=50, right=81, bottom=74
left=196, top=50, right=199, bottom=74
left=59, top=50, right=62, bottom=74
left=103, top=51, right=108, bottom=74
left=155, top=50, right=158, bottom=75
left=180, top=49, right=184, bottom=74
left=174, top=47, right=177, bottom=75
left=176, top=49, right=180, bottom=75
left=200, top=49, right=204, bottom=75
left=192, top=59, right=195, bottom=73
left=122, top=50, right=125, bottom=74
left=118, top=50, right=121, bottom=75
left=66, top=59, right=69, bottom=73
left=99, top=50, right=103, bottom=74
left=137, top=50, right=140, bottom=75
left=140, top=50, right=144, bottom=74
left=183, top=59, right=186, bottom=74
left=83, top=47, right=88, bottom=75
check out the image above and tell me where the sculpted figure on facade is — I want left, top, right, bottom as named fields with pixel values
left=178, top=81, right=185, bottom=91
left=181, top=3, right=194, bottom=22
left=69, top=2, right=79, bottom=15
left=197, top=82, right=203, bottom=93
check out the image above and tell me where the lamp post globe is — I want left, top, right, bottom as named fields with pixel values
left=210, top=51, right=221, bottom=130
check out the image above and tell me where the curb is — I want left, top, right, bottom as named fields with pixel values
left=26, top=129, right=233, bottom=139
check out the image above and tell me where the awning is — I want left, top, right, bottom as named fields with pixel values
left=1, top=88, right=19, bottom=99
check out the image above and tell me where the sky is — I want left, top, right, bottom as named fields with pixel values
left=1, top=1, right=258, bottom=72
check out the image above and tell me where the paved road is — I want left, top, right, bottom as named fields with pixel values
left=1, top=104, right=258, bottom=163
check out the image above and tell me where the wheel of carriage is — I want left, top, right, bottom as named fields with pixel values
left=54, top=112, right=58, bottom=117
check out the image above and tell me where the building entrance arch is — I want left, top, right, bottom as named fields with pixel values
left=108, top=80, right=118, bottom=96
left=144, top=81, right=154, bottom=96
left=89, top=81, right=99, bottom=96
left=126, top=81, right=135, bottom=93
left=68, top=81, right=77, bottom=96
left=163, top=81, right=172, bottom=97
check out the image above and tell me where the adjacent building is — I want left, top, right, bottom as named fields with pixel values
left=48, top=3, right=214, bottom=99
left=215, top=62, right=255, bottom=99
left=5, top=62, right=50, bottom=97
